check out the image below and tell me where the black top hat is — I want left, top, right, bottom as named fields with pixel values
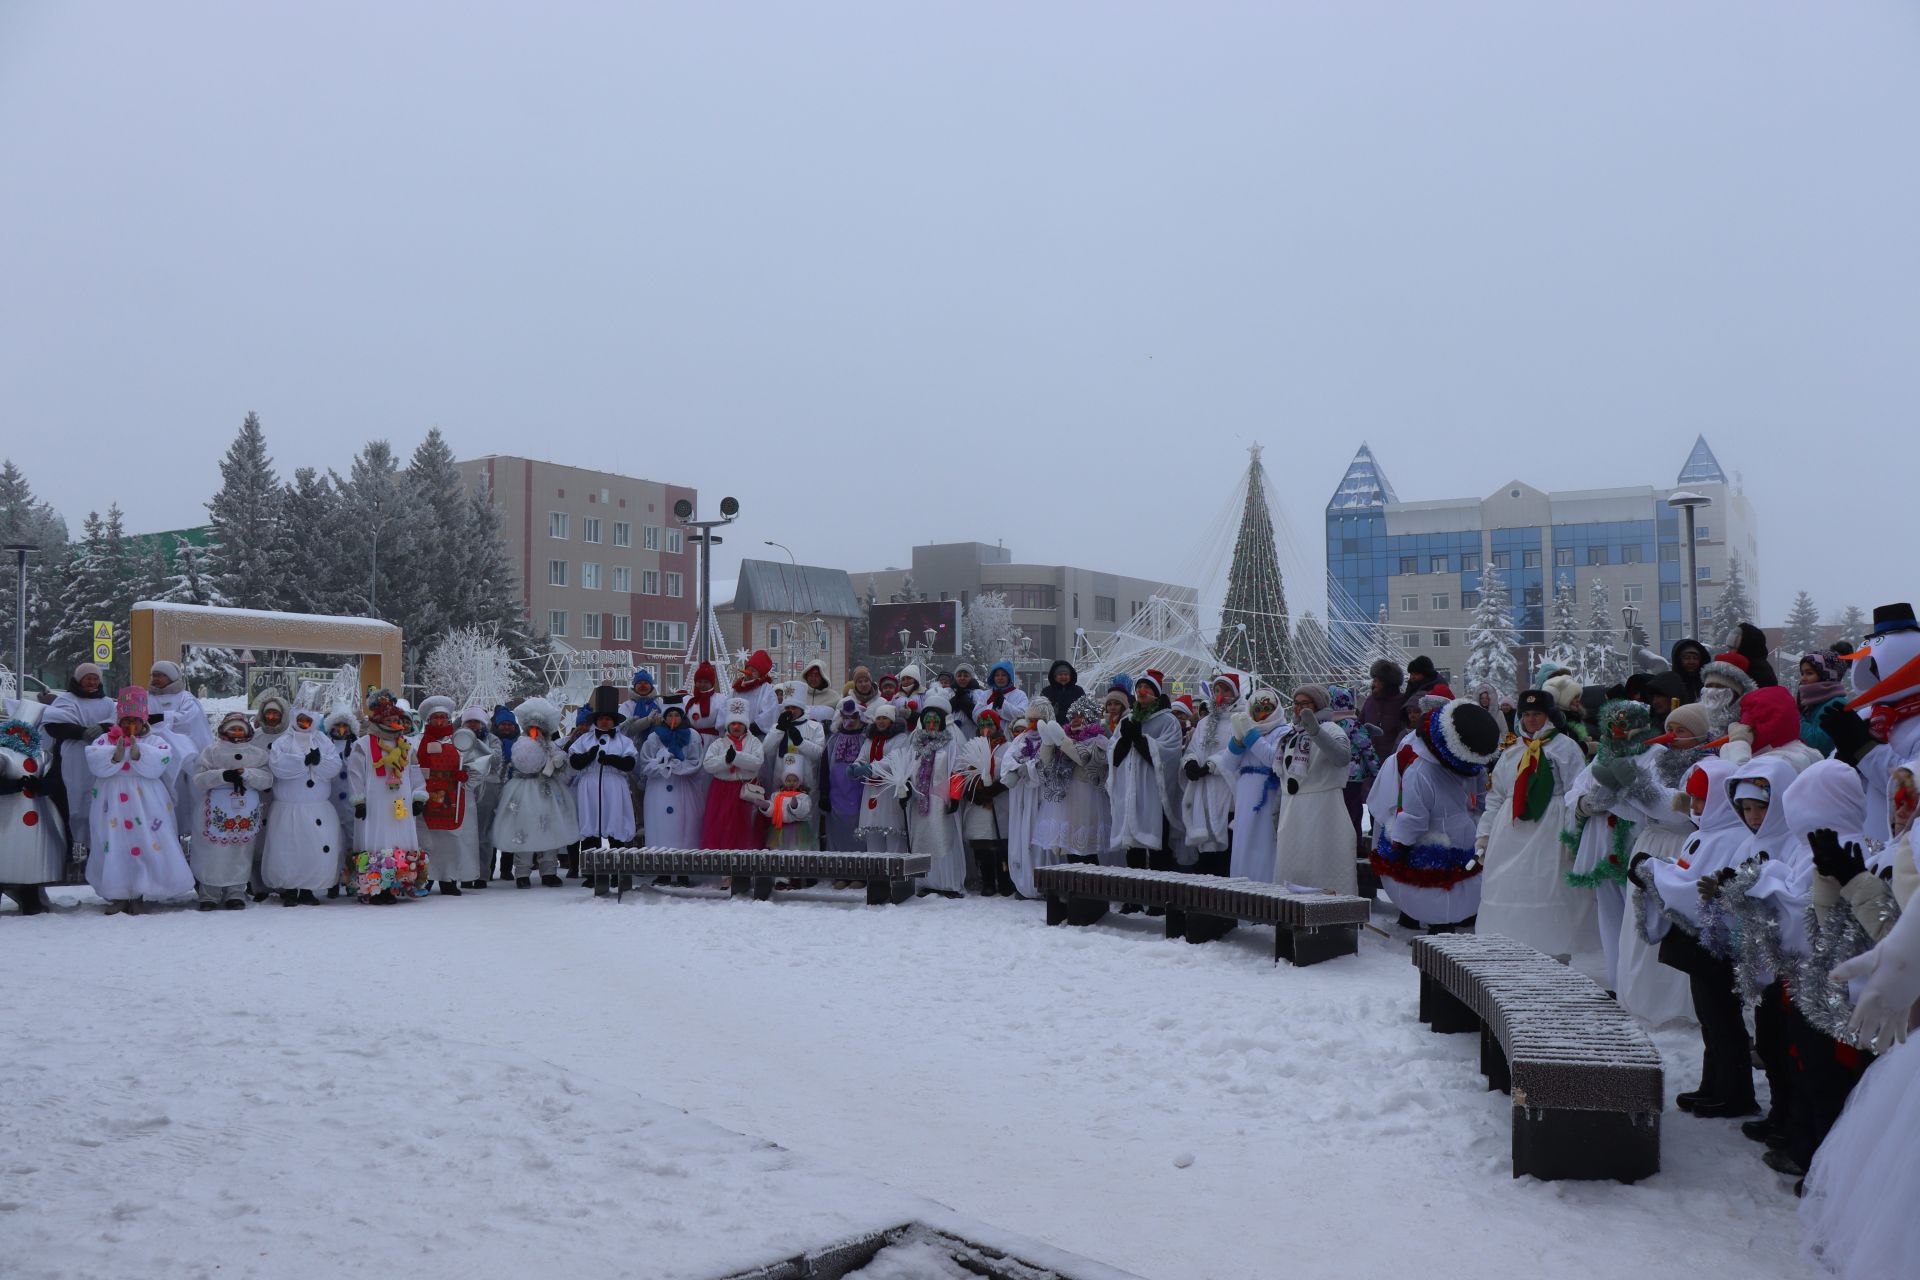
left=1871, top=603, right=1919, bottom=637
left=589, top=686, right=625, bottom=725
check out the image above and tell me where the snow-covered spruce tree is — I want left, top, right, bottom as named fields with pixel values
left=1833, top=604, right=1867, bottom=648
left=404, top=427, right=469, bottom=639
left=459, top=478, right=543, bottom=694
left=273, top=467, right=347, bottom=617
left=1780, top=590, right=1822, bottom=673
left=1462, top=562, right=1519, bottom=695
left=420, top=625, right=516, bottom=709
left=1543, top=579, right=1582, bottom=674
left=1214, top=449, right=1290, bottom=687
left=0, top=458, right=71, bottom=686
left=206, top=411, right=285, bottom=611
left=960, top=591, right=1028, bottom=671
left=1706, top=555, right=1754, bottom=646
left=154, top=537, right=242, bottom=694
left=1583, top=577, right=1622, bottom=685
left=330, top=441, right=426, bottom=638
left=52, top=505, right=138, bottom=683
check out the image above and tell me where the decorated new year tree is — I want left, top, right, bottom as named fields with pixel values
left=1214, top=445, right=1291, bottom=686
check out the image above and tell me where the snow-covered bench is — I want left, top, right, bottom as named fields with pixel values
left=1410, top=933, right=1664, bottom=1182
left=1032, top=864, right=1372, bottom=966
left=578, top=847, right=932, bottom=905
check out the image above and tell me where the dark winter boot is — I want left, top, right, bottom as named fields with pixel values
left=298, top=890, right=319, bottom=905
left=223, top=898, right=246, bottom=910
left=281, top=891, right=299, bottom=906
left=515, top=877, right=532, bottom=889
left=439, top=880, right=463, bottom=896
left=371, top=889, right=397, bottom=904
left=196, top=901, right=217, bottom=912
left=540, top=873, right=564, bottom=888
left=325, top=885, right=340, bottom=899
left=464, top=879, right=488, bottom=890
left=250, top=890, right=269, bottom=903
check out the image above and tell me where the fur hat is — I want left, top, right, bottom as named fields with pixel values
left=1430, top=698, right=1502, bottom=770
left=515, top=697, right=561, bottom=736
left=1368, top=659, right=1404, bottom=691
left=1702, top=658, right=1758, bottom=697
left=1516, top=688, right=1554, bottom=718
left=324, top=707, right=360, bottom=736
left=1294, top=684, right=1331, bottom=713
left=149, top=659, right=185, bottom=688
left=1407, top=655, right=1438, bottom=680
left=215, top=710, right=254, bottom=739
left=1541, top=674, right=1584, bottom=712
left=722, top=696, right=752, bottom=728
left=418, top=695, right=458, bottom=722
left=1027, top=695, right=1056, bottom=723
left=114, top=686, right=150, bottom=724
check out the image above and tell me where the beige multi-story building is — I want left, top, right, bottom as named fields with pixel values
left=854, top=541, right=1195, bottom=676
left=455, top=455, right=700, bottom=692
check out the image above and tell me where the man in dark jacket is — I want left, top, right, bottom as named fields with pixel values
left=1670, top=638, right=1711, bottom=702
left=1724, top=621, right=1778, bottom=688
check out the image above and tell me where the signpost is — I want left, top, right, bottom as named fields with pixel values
left=91, top=620, right=114, bottom=665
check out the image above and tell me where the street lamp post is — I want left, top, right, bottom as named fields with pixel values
left=676, top=496, right=739, bottom=667
left=1667, top=491, right=1711, bottom=642
left=4, top=543, right=38, bottom=695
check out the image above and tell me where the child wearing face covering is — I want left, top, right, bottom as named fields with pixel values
left=189, top=712, right=273, bottom=910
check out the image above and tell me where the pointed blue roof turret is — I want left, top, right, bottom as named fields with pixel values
left=1676, top=435, right=1727, bottom=485
left=1327, top=443, right=1399, bottom=512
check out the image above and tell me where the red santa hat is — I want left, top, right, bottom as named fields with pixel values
left=1135, top=669, right=1167, bottom=698
left=1172, top=695, right=1196, bottom=720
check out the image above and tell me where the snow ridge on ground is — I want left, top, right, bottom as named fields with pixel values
left=1, top=888, right=1812, bottom=1280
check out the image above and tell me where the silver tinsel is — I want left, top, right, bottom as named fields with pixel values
left=1723, top=859, right=1784, bottom=1007
left=1792, top=890, right=1904, bottom=1043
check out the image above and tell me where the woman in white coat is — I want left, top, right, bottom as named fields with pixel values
left=84, top=687, right=193, bottom=913
left=997, top=712, right=1045, bottom=894
left=42, top=661, right=116, bottom=858
left=853, top=702, right=909, bottom=854
left=902, top=692, right=966, bottom=896
left=1475, top=688, right=1596, bottom=959
left=148, top=660, right=213, bottom=838
left=0, top=710, right=67, bottom=913
left=640, top=699, right=705, bottom=848
left=1272, top=684, right=1358, bottom=892
left=1106, top=670, right=1186, bottom=871
left=263, top=707, right=345, bottom=903
left=1180, top=674, right=1242, bottom=875
left=1227, top=689, right=1286, bottom=883
left=188, top=711, right=273, bottom=908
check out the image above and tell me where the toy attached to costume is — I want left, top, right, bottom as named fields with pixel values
left=189, top=711, right=273, bottom=908
left=346, top=693, right=429, bottom=903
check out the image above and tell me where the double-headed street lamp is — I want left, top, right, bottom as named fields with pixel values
left=675, top=496, right=739, bottom=667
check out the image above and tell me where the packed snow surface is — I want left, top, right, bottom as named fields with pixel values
left=2, top=886, right=1812, bottom=1279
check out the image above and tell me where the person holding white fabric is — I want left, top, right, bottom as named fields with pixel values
left=188, top=711, right=272, bottom=909
left=1106, top=670, right=1186, bottom=897
left=1272, top=684, right=1357, bottom=894
left=902, top=691, right=965, bottom=896
left=998, top=712, right=1047, bottom=895
left=1476, top=688, right=1596, bottom=959
left=1179, top=674, right=1241, bottom=875
left=1225, top=689, right=1285, bottom=883
left=41, top=661, right=116, bottom=860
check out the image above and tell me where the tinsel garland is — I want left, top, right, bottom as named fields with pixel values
left=1790, top=904, right=1891, bottom=1043
left=1633, top=874, right=1675, bottom=947
left=1723, top=859, right=1783, bottom=1006
left=1371, top=829, right=1480, bottom=889
left=1563, top=815, right=1637, bottom=888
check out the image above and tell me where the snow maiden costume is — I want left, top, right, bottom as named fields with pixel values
left=416, top=695, right=496, bottom=893
left=0, top=708, right=67, bottom=913
left=1031, top=696, right=1111, bottom=876
left=821, top=698, right=869, bottom=853
left=853, top=701, right=909, bottom=854
left=346, top=696, right=430, bottom=903
left=1272, top=684, right=1357, bottom=894
left=490, top=697, right=581, bottom=885
left=701, top=697, right=768, bottom=851
left=83, top=686, right=193, bottom=913
left=1475, top=688, right=1597, bottom=959
left=188, top=711, right=272, bottom=908
left=640, top=698, right=706, bottom=849
left=1106, top=669, right=1186, bottom=874
left=1227, top=689, right=1286, bottom=884
left=1564, top=700, right=1667, bottom=991
left=1179, top=673, right=1242, bottom=876
left=262, top=707, right=346, bottom=903
left=902, top=691, right=966, bottom=896
left=1372, top=698, right=1503, bottom=929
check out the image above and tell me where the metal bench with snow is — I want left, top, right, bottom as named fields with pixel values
left=1411, top=932, right=1664, bottom=1182
left=1032, top=864, right=1372, bottom=966
left=578, top=847, right=932, bottom=905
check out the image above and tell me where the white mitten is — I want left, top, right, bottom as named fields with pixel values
left=1727, top=722, right=1754, bottom=745
left=1832, top=903, right=1920, bottom=1049
left=1230, top=712, right=1253, bottom=742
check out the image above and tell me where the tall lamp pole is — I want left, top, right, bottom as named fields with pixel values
left=1667, top=491, right=1711, bottom=642
left=676, top=496, right=739, bottom=667
left=4, top=543, right=38, bottom=695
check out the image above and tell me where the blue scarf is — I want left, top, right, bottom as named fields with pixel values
left=651, top=720, right=694, bottom=759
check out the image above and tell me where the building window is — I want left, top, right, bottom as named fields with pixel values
left=582, top=517, right=601, bottom=544
left=1622, top=545, right=1644, bottom=564
left=1072, top=593, right=1079, bottom=619
left=1555, top=548, right=1574, bottom=567
left=1430, top=556, right=1449, bottom=574
left=1522, top=587, right=1543, bottom=606
left=1400, top=594, right=1418, bottom=613
left=1660, top=584, right=1682, bottom=603
left=1697, top=566, right=1712, bottom=580
left=582, top=613, right=602, bottom=640
left=549, top=512, right=569, bottom=540
left=665, top=572, right=683, bottom=598
left=581, top=563, right=601, bottom=591
left=641, top=570, right=660, bottom=595
left=547, top=560, right=568, bottom=587
left=612, top=615, right=630, bottom=643
left=1623, top=584, right=1644, bottom=603
left=613, top=521, right=632, bottom=548
left=548, top=610, right=567, bottom=637
left=1660, top=542, right=1680, bottom=562
left=643, top=525, right=661, bottom=551
left=1698, top=525, right=1710, bottom=539
left=1431, top=593, right=1450, bottom=611
left=1399, top=556, right=1419, bottom=575
left=1588, top=547, right=1609, bottom=566
left=1491, top=551, right=1511, bottom=569
left=665, top=529, right=683, bottom=554
left=992, top=583, right=1057, bottom=609
left=1522, top=550, right=1542, bottom=569
left=1095, top=596, right=1117, bottom=622
left=1432, top=630, right=1451, bottom=647
left=1661, top=622, right=1680, bottom=642
left=1459, top=553, right=1481, bottom=572
left=612, top=566, right=631, bottom=593
left=1461, top=590, right=1481, bottom=610
left=768, top=625, right=781, bottom=649
left=1402, top=631, right=1420, bottom=648
left=641, top=620, right=686, bottom=650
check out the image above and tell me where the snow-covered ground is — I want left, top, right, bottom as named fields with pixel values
left=3, top=886, right=1813, bottom=1280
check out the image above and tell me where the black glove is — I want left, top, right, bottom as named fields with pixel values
left=1286, top=777, right=1300, bottom=795
left=782, top=724, right=804, bottom=751
left=570, top=748, right=599, bottom=769
left=944, top=798, right=959, bottom=815
left=1112, top=735, right=1134, bottom=765
left=412, top=799, right=425, bottom=816
left=1809, top=828, right=1868, bottom=884
left=724, top=746, right=737, bottom=764
left=1183, top=759, right=1205, bottom=781
left=1627, top=852, right=1652, bottom=890
left=304, top=747, right=322, bottom=767
left=222, top=768, right=243, bottom=787
left=1820, top=703, right=1876, bottom=765
left=353, top=802, right=367, bottom=819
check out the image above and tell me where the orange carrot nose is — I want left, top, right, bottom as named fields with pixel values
left=1645, top=732, right=1677, bottom=746
left=1702, top=735, right=1730, bottom=749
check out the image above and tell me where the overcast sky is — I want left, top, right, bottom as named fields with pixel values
left=4, top=1, right=1916, bottom=623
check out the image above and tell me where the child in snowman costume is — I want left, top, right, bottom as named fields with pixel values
left=751, top=755, right=816, bottom=852
left=188, top=711, right=273, bottom=910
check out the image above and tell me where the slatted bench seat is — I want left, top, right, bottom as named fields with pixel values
left=578, top=847, right=932, bottom=905
left=1410, top=933, right=1664, bottom=1182
left=1032, top=864, right=1372, bottom=966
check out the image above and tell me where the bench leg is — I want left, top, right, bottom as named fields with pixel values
left=751, top=875, right=775, bottom=901
left=1512, top=1107, right=1660, bottom=1183
left=1184, top=913, right=1237, bottom=944
left=1278, top=923, right=1359, bottom=967
left=1481, top=1027, right=1511, bottom=1093
left=865, top=878, right=887, bottom=906
left=1066, top=896, right=1110, bottom=926
left=1045, top=894, right=1068, bottom=926
left=1423, top=978, right=1478, bottom=1033
left=1164, top=908, right=1186, bottom=940
left=730, top=875, right=752, bottom=899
